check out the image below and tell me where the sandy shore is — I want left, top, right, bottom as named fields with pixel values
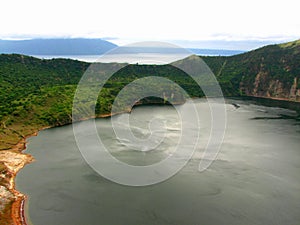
left=11, top=195, right=27, bottom=225
left=0, top=125, right=42, bottom=225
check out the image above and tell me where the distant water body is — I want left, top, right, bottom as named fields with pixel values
left=17, top=99, right=300, bottom=225
left=32, top=55, right=103, bottom=63
left=32, top=49, right=244, bottom=62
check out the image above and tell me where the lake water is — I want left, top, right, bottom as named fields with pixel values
left=31, top=48, right=243, bottom=63
left=17, top=99, right=300, bottom=225
left=32, top=55, right=101, bottom=62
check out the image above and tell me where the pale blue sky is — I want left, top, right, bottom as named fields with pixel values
left=1, top=0, right=299, bottom=49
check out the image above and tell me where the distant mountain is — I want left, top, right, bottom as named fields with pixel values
left=0, top=38, right=117, bottom=55
left=0, top=38, right=246, bottom=57
left=173, top=39, right=280, bottom=51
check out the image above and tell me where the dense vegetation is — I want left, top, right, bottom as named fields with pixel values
left=202, top=40, right=300, bottom=98
left=0, top=40, right=300, bottom=150
left=0, top=55, right=206, bottom=150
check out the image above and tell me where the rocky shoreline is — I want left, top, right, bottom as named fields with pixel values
left=0, top=138, right=34, bottom=225
left=0, top=110, right=126, bottom=225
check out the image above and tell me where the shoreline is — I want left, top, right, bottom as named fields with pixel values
left=2, top=101, right=185, bottom=224
left=0, top=127, right=49, bottom=225
left=11, top=195, right=27, bottom=225
left=4, top=96, right=299, bottom=225
left=245, top=95, right=300, bottom=103
left=1, top=111, right=119, bottom=225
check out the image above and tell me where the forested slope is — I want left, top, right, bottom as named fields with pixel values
left=203, top=39, right=300, bottom=101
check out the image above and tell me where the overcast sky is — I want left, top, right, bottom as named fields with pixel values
left=1, top=0, right=299, bottom=49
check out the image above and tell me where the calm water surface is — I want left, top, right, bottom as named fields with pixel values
left=17, top=99, right=300, bottom=225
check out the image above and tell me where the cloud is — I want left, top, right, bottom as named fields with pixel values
left=1, top=0, right=299, bottom=48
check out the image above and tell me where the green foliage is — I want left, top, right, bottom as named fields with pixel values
left=0, top=55, right=203, bottom=141
left=0, top=39, right=299, bottom=149
left=0, top=54, right=88, bottom=117
left=203, top=40, right=300, bottom=97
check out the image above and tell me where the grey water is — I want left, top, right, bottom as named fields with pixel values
left=32, top=55, right=102, bottom=62
left=32, top=48, right=244, bottom=62
left=17, top=99, right=300, bottom=225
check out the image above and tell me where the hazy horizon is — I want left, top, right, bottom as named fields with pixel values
left=0, top=37, right=297, bottom=51
left=1, top=0, right=299, bottom=51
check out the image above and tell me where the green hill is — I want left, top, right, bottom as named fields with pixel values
left=0, top=40, right=300, bottom=151
left=0, top=55, right=204, bottom=150
left=0, top=40, right=300, bottom=223
left=202, top=39, right=300, bottom=101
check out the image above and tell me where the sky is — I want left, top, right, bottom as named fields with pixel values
left=1, top=0, right=300, bottom=50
